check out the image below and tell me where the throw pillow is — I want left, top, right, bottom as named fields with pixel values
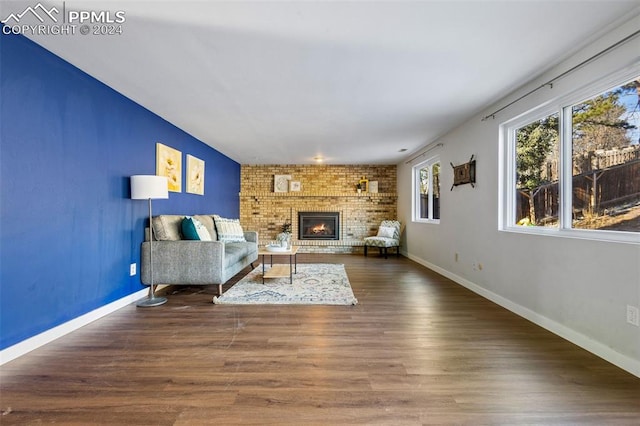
left=152, top=215, right=182, bottom=241
left=213, top=215, right=246, bottom=242
left=377, top=226, right=395, bottom=239
left=181, top=216, right=212, bottom=241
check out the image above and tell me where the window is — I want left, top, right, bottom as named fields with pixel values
left=413, top=156, right=440, bottom=223
left=501, top=69, right=639, bottom=243
left=570, top=84, right=639, bottom=232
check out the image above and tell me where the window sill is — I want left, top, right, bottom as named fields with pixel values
left=500, top=226, right=639, bottom=245
left=413, top=219, right=440, bottom=225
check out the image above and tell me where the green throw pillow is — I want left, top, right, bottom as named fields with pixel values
left=181, top=216, right=212, bottom=241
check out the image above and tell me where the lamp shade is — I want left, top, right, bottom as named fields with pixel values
left=130, top=175, right=169, bottom=200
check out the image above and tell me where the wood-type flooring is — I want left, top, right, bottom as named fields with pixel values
left=1, top=254, right=639, bottom=425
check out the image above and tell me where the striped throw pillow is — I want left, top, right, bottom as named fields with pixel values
left=213, top=215, right=246, bottom=243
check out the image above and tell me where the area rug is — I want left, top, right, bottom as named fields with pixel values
left=213, top=263, right=358, bottom=305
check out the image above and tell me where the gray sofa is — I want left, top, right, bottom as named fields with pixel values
left=140, top=214, right=258, bottom=296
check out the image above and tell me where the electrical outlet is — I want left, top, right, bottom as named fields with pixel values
left=130, top=263, right=137, bottom=276
left=472, top=261, right=477, bottom=271
left=627, top=305, right=639, bottom=326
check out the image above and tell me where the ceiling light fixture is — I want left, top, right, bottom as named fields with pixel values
left=314, top=156, right=324, bottom=162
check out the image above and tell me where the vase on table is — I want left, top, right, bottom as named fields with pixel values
left=276, top=232, right=291, bottom=249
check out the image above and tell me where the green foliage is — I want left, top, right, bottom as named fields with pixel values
left=419, top=162, right=440, bottom=195
left=419, top=167, right=429, bottom=194
left=516, top=114, right=558, bottom=190
left=432, top=163, right=440, bottom=198
left=572, top=91, right=634, bottom=154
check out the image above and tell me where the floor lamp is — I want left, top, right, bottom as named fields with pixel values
left=131, top=175, right=169, bottom=307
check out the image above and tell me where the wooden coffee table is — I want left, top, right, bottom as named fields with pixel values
left=257, top=246, right=299, bottom=284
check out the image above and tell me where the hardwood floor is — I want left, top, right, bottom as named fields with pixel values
left=2, top=254, right=639, bottom=425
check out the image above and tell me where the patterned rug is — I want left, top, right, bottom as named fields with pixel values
left=213, top=263, right=358, bottom=305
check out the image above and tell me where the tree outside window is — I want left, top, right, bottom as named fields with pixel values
left=414, top=157, right=440, bottom=222
left=570, top=79, right=639, bottom=231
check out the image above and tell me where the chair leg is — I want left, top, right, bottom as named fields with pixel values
left=396, top=246, right=400, bottom=258
left=364, top=245, right=368, bottom=256
left=383, top=247, right=388, bottom=259
left=218, top=284, right=223, bottom=296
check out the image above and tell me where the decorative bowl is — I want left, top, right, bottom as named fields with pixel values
left=265, top=244, right=289, bottom=252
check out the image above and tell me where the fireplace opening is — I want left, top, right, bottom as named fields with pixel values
left=298, top=212, right=339, bottom=240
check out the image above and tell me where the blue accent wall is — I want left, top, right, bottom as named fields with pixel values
left=0, top=33, right=241, bottom=350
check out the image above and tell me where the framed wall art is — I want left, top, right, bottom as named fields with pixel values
left=289, top=181, right=301, bottom=192
left=186, top=154, right=205, bottom=195
left=274, top=175, right=291, bottom=192
left=156, top=142, right=182, bottom=192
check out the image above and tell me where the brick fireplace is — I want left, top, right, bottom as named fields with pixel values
left=240, top=165, right=397, bottom=253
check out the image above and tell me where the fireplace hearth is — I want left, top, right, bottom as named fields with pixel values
left=298, top=212, right=339, bottom=240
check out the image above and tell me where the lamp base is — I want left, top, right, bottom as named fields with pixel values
left=136, top=296, right=167, bottom=307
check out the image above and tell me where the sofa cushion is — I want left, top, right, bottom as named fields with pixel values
left=363, top=236, right=398, bottom=247
left=223, top=242, right=250, bottom=268
left=182, top=216, right=212, bottom=241
left=193, top=215, right=217, bottom=241
left=152, top=215, right=183, bottom=241
left=213, top=215, right=246, bottom=243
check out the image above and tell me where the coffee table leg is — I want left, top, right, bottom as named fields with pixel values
left=262, top=255, right=265, bottom=284
left=289, top=253, right=293, bottom=284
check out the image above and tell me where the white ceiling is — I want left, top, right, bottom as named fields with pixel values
left=5, top=0, right=640, bottom=164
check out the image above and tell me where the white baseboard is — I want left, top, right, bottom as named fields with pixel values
left=0, top=288, right=148, bottom=366
left=405, top=252, right=640, bottom=379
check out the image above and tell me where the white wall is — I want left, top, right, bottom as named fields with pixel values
left=397, top=17, right=640, bottom=377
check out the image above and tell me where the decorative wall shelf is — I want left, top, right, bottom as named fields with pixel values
left=240, top=192, right=397, bottom=198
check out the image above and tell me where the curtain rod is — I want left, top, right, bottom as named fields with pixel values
left=404, top=143, right=444, bottom=164
left=481, top=28, right=640, bottom=122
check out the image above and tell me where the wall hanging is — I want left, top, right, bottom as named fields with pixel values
left=451, top=155, right=476, bottom=190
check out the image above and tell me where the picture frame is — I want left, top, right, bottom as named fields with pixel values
left=274, top=175, right=292, bottom=192
left=156, top=142, right=182, bottom=192
left=368, top=181, right=378, bottom=193
left=289, top=181, right=301, bottom=192
left=186, top=154, right=205, bottom=195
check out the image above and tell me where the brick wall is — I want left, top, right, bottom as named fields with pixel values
left=240, top=165, right=397, bottom=253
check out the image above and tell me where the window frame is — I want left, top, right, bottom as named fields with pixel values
left=412, top=155, right=441, bottom=224
left=499, top=65, right=640, bottom=244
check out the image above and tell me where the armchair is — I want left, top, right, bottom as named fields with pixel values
left=363, top=220, right=401, bottom=258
